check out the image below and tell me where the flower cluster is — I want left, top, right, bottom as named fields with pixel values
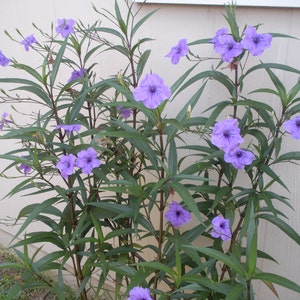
left=56, top=147, right=101, bottom=179
left=211, top=118, right=255, bottom=169
left=211, top=25, right=272, bottom=62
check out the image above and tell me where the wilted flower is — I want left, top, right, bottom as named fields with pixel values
left=68, top=68, right=86, bottom=82
left=224, top=147, right=255, bottom=169
left=21, top=34, right=37, bottom=52
left=76, top=147, right=101, bottom=174
left=166, top=38, right=189, bottom=64
left=241, top=25, right=272, bottom=56
left=56, top=124, right=81, bottom=136
left=211, top=215, right=232, bottom=241
left=211, top=119, right=244, bottom=153
left=213, top=34, right=243, bottom=62
left=128, top=287, right=153, bottom=300
left=133, top=73, right=171, bottom=109
left=56, top=154, right=77, bottom=180
left=56, top=18, right=75, bottom=38
left=165, top=201, right=191, bottom=227
left=0, top=112, right=12, bottom=130
left=19, top=162, right=31, bottom=175
left=283, top=116, right=300, bottom=139
left=117, top=106, right=132, bottom=119
left=0, top=51, right=11, bottom=67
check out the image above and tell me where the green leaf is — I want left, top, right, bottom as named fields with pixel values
left=170, top=182, right=202, bottom=223
left=225, top=284, right=246, bottom=300
left=258, top=214, right=300, bottom=245
left=275, top=151, right=300, bottom=163
left=184, top=246, right=245, bottom=277
left=50, top=37, right=68, bottom=87
left=253, top=272, right=300, bottom=294
left=13, top=198, right=59, bottom=240
left=131, top=9, right=158, bottom=39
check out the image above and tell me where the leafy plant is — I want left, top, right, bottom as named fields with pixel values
left=0, top=1, right=300, bottom=299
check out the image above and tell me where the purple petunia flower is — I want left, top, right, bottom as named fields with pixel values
left=210, top=215, right=232, bottom=241
left=0, top=51, right=11, bottom=67
left=133, top=73, right=171, bottom=109
left=56, top=124, right=81, bottom=136
left=165, top=201, right=191, bottom=228
left=211, top=119, right=244, bottom=153
left=19, top=162, right=32, bottom=175
left=117, top=106, right=132, bottom=119
left=68, top=68, right=86, bottom=82
left=21, top=34, right=37, bottom=52
left=283, top=116, right=300, bottom=139
left=166, top=38, right=189, bottom=65
left=56, top=154, right=76, bottom=180
left=213, top=34, right=243, bottom=62
left=76, top=147, right=101, bottom=174
left=241, top=25, right=272, bottom=56
left=224, top=147, right=255, bottom=169
left=0, top=112, right=12, bottom=130
left=128, top=286, right=153, bottom=300
left=56, top=18, right=75, bottom=38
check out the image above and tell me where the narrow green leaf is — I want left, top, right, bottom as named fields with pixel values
left=259, top=214, right=300, bottom=245
left=184, top=245, right=245, bottom=277
left=225, top=284, right=246, bottom=300
left=50, top=37, right=68, bottom=87
left=253, top=272, right=300, bottom=293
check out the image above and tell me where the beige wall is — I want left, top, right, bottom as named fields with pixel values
left=0, top=1, right=299, bottom=299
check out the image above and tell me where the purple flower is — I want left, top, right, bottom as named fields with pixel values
left=68, top=68, right=86, bottom=82
left=117, top=106, right=132, bottom=119
left=128, top=287, right=152, bottom=300
left=56, top=124, right=81, bottom=136
left=56, top=154, right=76, bottom=180
left=165, top=201, right=191, bottom=227
left=283, top=116, right=300, bottom=139
left=76, top=147, right=101, bottom=174
left=19, top=163, right=32, bottom=175
left=241, top=25, right=272, bottom=56
left=0, top=51, right=11, bottom=67
left=56, top=18, right=75, bottom=38
left=213, top=34, right=243, bottom=62
left=211, top=119, right=244, bottom=153
left=133, top=73, right=171, bottom=109
left=210, top=216, right=232, bottom=241
left=224, top=147, right=255, bottom=169
left=210, top=28, right=229, bottom=44
left=0, top=112, right=12, bottom=130
left=21, top=34, right=37, bottom=52
left=166, top=38, right=189, bottom=64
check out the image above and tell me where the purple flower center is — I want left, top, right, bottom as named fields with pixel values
left=235, top=150, right=242, bottom=158
left=149, top=85, right=156, bottom=93
left=176, top=210, right=181, bottom=217
left=253, top=36, right=260, bottom=44
left=219, top=222, right=225, bottom=229
left=228, top=43, right=234, bottom=50
left=296, top=120, right=300, bottom=127
left=223, top=130, right=231, bottom=138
